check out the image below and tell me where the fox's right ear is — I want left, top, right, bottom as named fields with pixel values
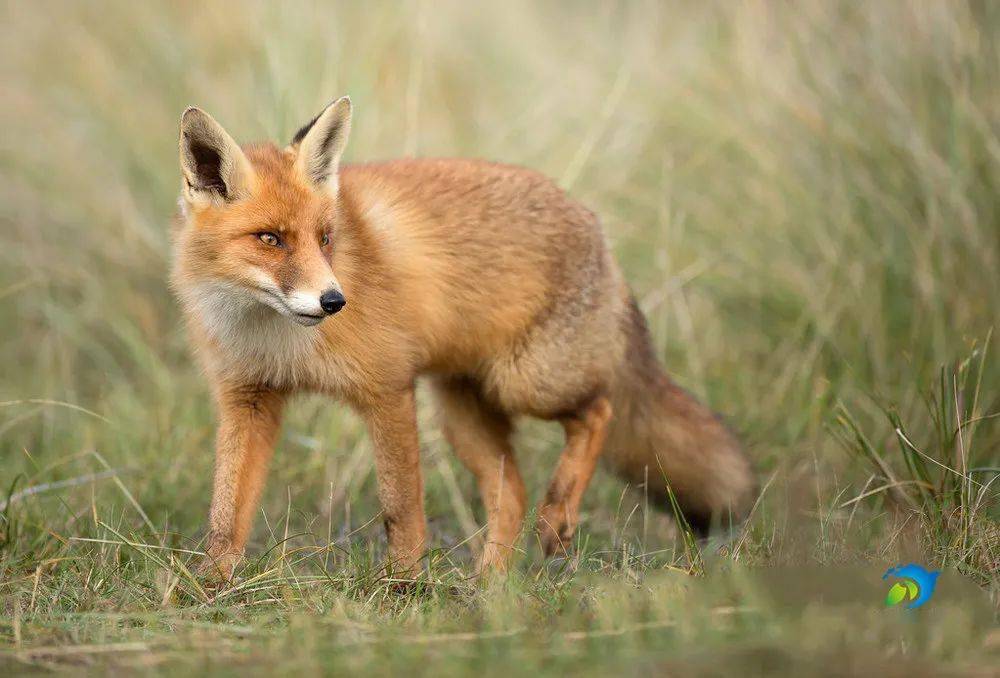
left=179, top=107, right=254, bottom=207
left=290, top=96, right=352, bottom=193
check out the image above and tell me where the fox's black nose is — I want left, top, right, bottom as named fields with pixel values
left=319, top=289, right=346, bottom=315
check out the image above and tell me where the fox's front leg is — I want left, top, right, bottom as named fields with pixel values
left=364, top=387, right=427, bottom=577
left=201, top=385, right=285, bottom=582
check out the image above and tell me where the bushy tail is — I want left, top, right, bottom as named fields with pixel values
left=604, top=297, right=757, bottom=534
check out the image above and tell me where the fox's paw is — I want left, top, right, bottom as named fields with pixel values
left=537, top=509, right=575, bottom=558
left=197, top=549, right=243, bottom=586
left=478, top=542, right=514, bottom=575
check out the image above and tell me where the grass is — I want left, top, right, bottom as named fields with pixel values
left=1, top=0, right=998, bottom=674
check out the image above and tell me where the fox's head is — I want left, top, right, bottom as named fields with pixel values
left=172, top=97, right=352, bottom=329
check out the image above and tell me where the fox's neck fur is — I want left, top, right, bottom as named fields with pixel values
left=185, top=279, right=322, bottom=387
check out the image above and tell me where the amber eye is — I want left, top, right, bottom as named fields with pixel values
left=258, top=232, right=281, bottom=247
left=320, top=233, right=330, bottom=247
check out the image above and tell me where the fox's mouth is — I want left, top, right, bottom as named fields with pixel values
left=292, top=312, right=325, bottom=326
left=250, top=286, right=326, bottom=327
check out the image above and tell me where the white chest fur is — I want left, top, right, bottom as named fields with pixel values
left=187, top=282, right=323, bottom=387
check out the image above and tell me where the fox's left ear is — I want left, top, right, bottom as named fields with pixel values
left=291, top=96, right=352, bottom=193
left=179, top=107, right=254, bottom=207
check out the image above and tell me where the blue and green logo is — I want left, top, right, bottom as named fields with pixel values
left=883, top=563, right=939, bottom=609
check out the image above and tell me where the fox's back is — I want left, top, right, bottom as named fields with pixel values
left=340, top=158, right=605, bottom=284
left=338, top=158, right=622, bottom=374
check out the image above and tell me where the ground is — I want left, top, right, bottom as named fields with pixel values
left=1, top=1, right=998, bottom=675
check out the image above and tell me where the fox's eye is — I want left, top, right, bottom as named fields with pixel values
left=320, top=233, right=330, bottom=247
left=258, top=232, right=281, bottom=247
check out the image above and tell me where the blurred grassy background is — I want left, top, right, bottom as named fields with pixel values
left=1, top=0, right=998, bottom=674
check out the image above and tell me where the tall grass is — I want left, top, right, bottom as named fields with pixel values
left=835, top=337, right=998, bottom=584
left=1, top=1, right=998, bottom=673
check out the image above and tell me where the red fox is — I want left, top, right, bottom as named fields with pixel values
left=171, top=96, right=756, bottom=580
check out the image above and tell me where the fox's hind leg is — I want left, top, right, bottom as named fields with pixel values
left=537, top=396, right=613, bottom=557
left=434, top=377, right=527, bottom=572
